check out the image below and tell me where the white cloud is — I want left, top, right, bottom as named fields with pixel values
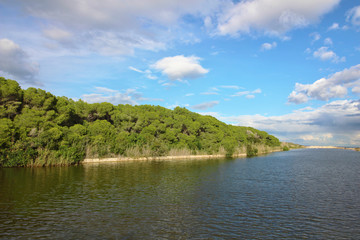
left=232, top=88, right=262, bottom=98
left=82, top=86, right=163, bottom=105
left=201, top=87, right=220, bottom=95
left=128, top=66, right=144, bottom=73
left=220, top=85, right=242, bottom=90
left=299, top=133, right=333, bottom=142
left=201, top=92, right=219, bottom=95
left=14, top=0, right=218, bottom=29
left=82, top=92, right=137, bottom=105
left=310, top=32, right=321, bottom=43
left=197, top=112, right=221, bottom=118
left=346, top=5, right=360, bottom=27
left=232, top=91, right=250, bottom=97
left=222, top=100, right=360, bottom=146
left=304, top=48, right=312, bottom=54
left=216, top=0, right=340, bottom=36
left=288, top=64, right=360, bottom=103
left=353, top=86, right=360, bottom=94
left=146, top=74, right=158, bottom=80
left=0, top=38, right=39, bottom=83
left=166, top=103, right=190, bottom=109
left=43, top=27, right=73, bottom=47
left=185, top=93, right=195, bottom=97
left=288, top=91, right=309, bottom=104
left=204, top=16, right=213, bottom=30
left=129, top=66, right=158, bottom=80
left=261, top=42, right=277, bottom=51
left=151, top=55, right=209, bottom=81
left=94, top=86, right=118, bottom=93
left=324, top=37, right=333, bottom=45
left=86, top=31, right=166, bottom=56
left=191, top=101, right=219, bottom=110
left=252, top=88, right=262, bottom=94
left=161, top=82, right=176, bottom=87
left=328, top=22, right=340, bottom=30
left=2, top=0, right=221, bottom=56
left=313, top=46, right=345, bottom=63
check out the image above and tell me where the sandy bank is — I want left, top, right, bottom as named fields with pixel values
left=306, top=146, right=339, bottom=149
left=83, top=154, right=247, bottom=163
left=306, top=146, right=359, bottom=151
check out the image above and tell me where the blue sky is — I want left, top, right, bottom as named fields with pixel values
left=0, top=0, right=360, bottom=146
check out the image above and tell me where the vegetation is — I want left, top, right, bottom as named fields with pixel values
left=0, top=77, right=286, bottom=167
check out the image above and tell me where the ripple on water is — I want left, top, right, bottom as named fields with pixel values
left=1, top=149, right=360, bottom=239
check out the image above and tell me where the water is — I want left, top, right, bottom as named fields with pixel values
left=1, top=149, right=360, bottom=239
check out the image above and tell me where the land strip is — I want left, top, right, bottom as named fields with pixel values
left=306, top=146, right=359, bottom=151
left=83, top=154, right=247, bottom=163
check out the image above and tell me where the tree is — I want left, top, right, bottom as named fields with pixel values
left=0, top=77, right=283, bottom=167
left=0, top=118, right=14, bottom=148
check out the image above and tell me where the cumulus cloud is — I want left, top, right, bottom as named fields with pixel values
left=216, top=0, right=340, bottom=36
left=151, top=55, right=209, bottom=81
left=223, top=100, right=360, bottom=146
left=288, top=64, right=360, bottom=103
left=191, top=101, right=219, bottom=110
left=346, top=5, right=360, bottom=27
left=0, top=38, right=39, bottom=82
left=313, top=46, right=345, bottom=63
left=82, top=86, right=163, bottom=105
left=288, top=91, right=309, bottom=104
left=261, top=42, right=277, bottom=51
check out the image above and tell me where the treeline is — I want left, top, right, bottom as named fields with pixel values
left=0, top=77, right=282, bottom=167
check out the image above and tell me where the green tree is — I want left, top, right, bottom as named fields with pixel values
left=0, top=77, right=283, bottom=167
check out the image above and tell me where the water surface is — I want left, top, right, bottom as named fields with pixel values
left=1, top=149, right=360, bottom=239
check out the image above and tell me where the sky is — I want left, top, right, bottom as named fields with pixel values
left=0, top=0, right=360, bottom=147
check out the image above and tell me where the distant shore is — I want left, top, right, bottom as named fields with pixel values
left=306, top=146, right=359, bottom=151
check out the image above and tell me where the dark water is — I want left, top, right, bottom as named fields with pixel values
left=1, top=149, right=360, bottom=239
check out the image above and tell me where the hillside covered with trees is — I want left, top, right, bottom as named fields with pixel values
left=0, top=77, right=285, bottom=167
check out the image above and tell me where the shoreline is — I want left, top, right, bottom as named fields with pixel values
left=83, top=153, right=247, bottom=163
left=82, top=146, right=359, bottom=164
left=82, top=148, right=287, bottom=164
left=306, top=146, right=359, bottom=151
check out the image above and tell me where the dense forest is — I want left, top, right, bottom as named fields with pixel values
left=0, top=77, right=288, bottom=167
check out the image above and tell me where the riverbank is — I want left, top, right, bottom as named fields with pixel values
left=83, top=154, right=247, bottom=163
left=306, top=146, right=360, bottom=151
left=82, top=147, right=288, bottom=164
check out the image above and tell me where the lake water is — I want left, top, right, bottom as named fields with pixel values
left=1, top=149, right=360, bottom=239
